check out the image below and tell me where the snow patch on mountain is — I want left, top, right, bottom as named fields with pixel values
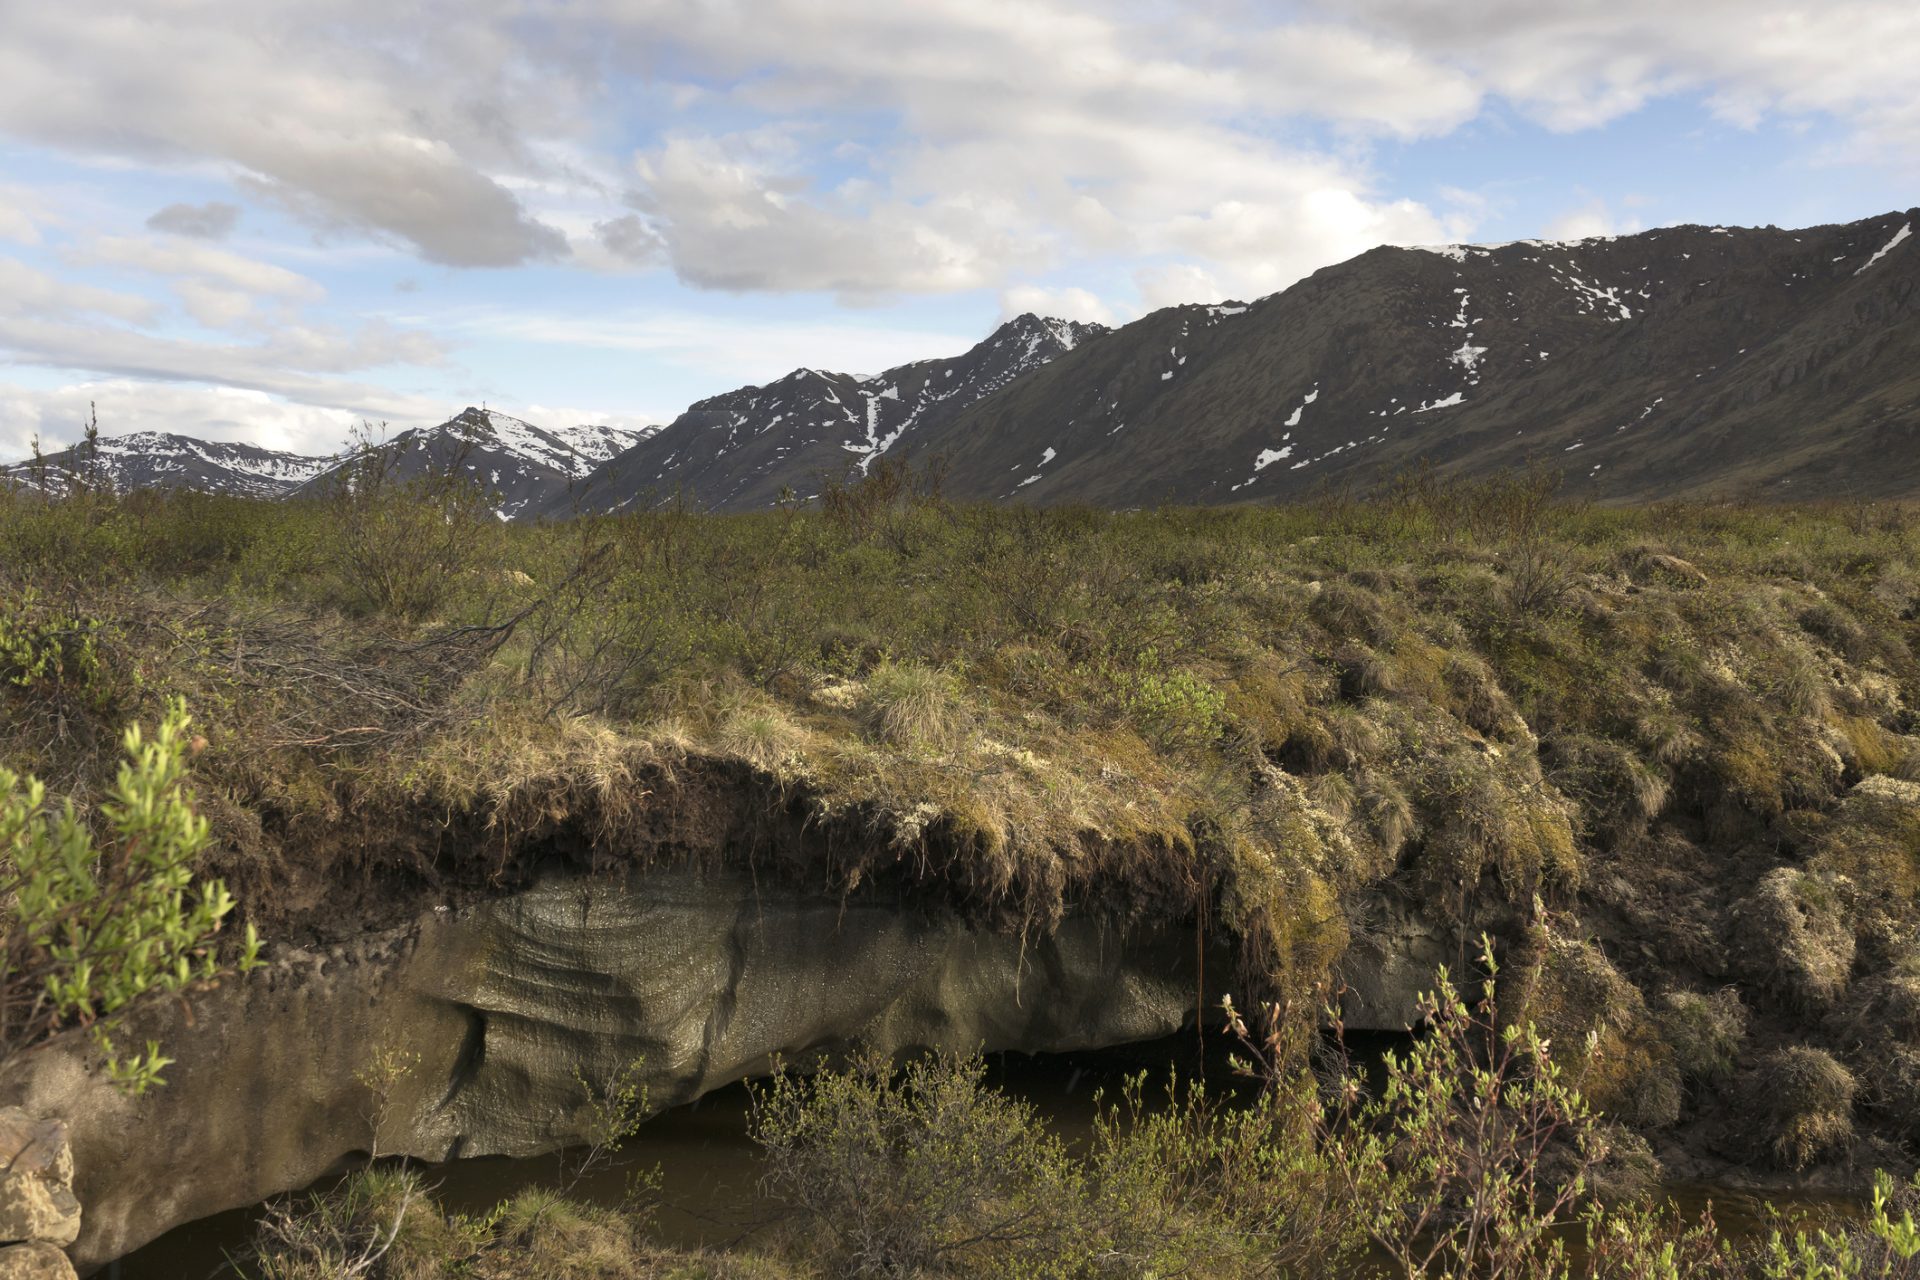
left=1856, top=223, right=1912, bottom=275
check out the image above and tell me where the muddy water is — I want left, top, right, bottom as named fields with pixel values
left=110, top=1032, right=1865, bottom=1278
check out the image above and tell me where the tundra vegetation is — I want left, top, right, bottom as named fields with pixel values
left=3, top=453, right=1920, bottom=1275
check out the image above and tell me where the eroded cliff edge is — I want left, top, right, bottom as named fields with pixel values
left=14, top=866, right=1400, bottom=1270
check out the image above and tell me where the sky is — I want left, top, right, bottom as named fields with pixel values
left=0, top=0, right=1917, bottom=461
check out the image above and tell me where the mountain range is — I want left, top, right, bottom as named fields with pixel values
left=0, top=431, right=331, bottom=500
left=6, top=207, right=1917, bottom=512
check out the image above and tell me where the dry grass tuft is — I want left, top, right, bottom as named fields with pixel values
left=861, top=661, right=965, bottom=751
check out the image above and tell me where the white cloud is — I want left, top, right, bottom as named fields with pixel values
left=999, top=285, right=1118, bottom=326
left=444, top=305, right=980, bottom=387
left=0, top=1, right=570, bottom=266
left=514, top=402, right=663, bottom=436
left=77, top=235, right=326, bottom=330
left=0, top=312, right=444, bottom=418
left=628, top=131, right=1035, bottom=297
left=602, top=6, right=1484, bottom=302
left=81, top=236, right=326, bottom=304
left=0, top=380, right=381, bottom=461
left=1540, top=196, right=1646, bottom=241
left=592, top=214, right=665, bottom=267
left=1320, top=0, right=1920, bottom=153
left=1133, top=263, right=1226, bottom=313
left=0, top=186, right=46, bottom=245
left=0, top=256, right=158, bottom=324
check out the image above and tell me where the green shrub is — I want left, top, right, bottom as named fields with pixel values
left=0, top=586, right=101, bottom=692
left=0, top=698, right=258, bottom=1091
left=1121, top=666, right=1226, bottom=752
left=751, top=1048, right=1086, bottom=1277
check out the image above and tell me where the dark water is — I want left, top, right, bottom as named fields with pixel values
left=112, top=1031, right=1866, bottom=1278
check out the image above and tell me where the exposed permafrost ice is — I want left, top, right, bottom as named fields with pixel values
left=1856, top=223, right=1912, bottom=276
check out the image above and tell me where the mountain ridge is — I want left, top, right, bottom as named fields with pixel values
left=8, top=209, right=1919, bottom=512
left=551, top=311, right=1108, bottom=515
left=915, top=209, right=1920, bottom=506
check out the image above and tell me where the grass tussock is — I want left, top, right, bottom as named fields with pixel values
left=1747, top=1046, right=1860, bottom=1171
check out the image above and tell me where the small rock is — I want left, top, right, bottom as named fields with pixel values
left=0, top=1114, right=66, bottom=1185
left=0, top=1174, right=80, bottom=1249
left=1619, top=548, right=1710, bottom=589
left=0, top=1242, right=78, bottom=1280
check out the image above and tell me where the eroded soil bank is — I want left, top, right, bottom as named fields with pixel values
left=8, top=866, right=1298, bottom=1270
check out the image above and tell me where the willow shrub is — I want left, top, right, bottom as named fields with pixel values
left=0, top=698, right=258, bottom=1091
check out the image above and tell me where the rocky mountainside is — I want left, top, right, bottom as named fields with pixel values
left=557, top=313, right=1107, bottom=514
left=9, top=211, right=1916, bottom=516
left=0, top=431, right=330, bottom=500
left=924, top=209, right=1920, bottom=505
left=294, top=408, right=652, bottom=520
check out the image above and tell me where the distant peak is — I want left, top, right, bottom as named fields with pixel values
left=984, top=312, right=1105, bottom=357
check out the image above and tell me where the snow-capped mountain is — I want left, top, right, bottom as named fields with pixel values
left=295, top=408, right=654, bottom=520
left=0, top=431, right=330, bottom=499
left=556, top=313, right=1108, bottom=514
left=10, top=209, right=1918, bottom=517
left=916, top=208, right=1920, bottom=505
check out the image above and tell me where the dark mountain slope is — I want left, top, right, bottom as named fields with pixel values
left=558, top=313, right=1106, bottom=514
left=921, top=209, right=1920, bottom=505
